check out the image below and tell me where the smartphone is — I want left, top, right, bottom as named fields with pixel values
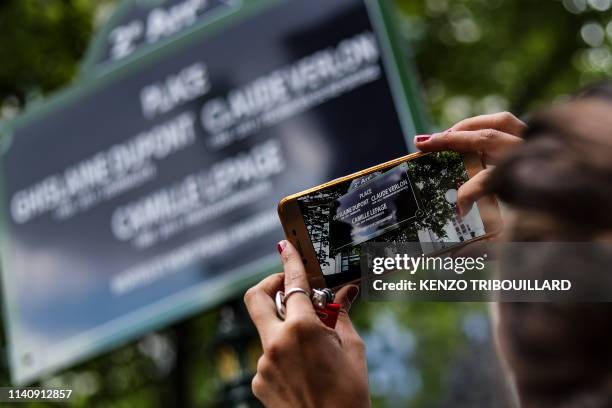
left=278, top=151, right=502, bottom=289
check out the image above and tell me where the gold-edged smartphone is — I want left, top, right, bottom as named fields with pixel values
left=278, top=151, right=502, bottom=290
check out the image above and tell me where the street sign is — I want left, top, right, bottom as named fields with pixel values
left=81, top=0, right=240, bottom=73
left=0, top=0, right=427, bottom=384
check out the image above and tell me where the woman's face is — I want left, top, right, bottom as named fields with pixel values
left=491, top=207, right=568, bottom=403
left=493, top=205, right=612, bottom=407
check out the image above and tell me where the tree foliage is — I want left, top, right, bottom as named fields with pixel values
left=0, top=0, right=95, bottom=111
left=395, top=0, right=612, bottom=126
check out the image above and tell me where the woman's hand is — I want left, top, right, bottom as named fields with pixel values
left=415, top=112, right=526, bottom=216
left=244, top=240, right=370, bottom=408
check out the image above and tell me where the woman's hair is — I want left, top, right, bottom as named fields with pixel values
left=486, top=82, right=612, bottom=408
left=488, top=83, right=612, bottom=238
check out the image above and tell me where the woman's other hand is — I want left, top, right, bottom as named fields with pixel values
left=244, top=240, right=370, bottom=408
left=414, top=112, right=526, bottom=216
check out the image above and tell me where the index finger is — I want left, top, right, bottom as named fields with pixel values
left=278, top=240, right=316, bottom=319
left=450, top=112, right=527, bottom=136
left=415, top=129, right=522, bottom=162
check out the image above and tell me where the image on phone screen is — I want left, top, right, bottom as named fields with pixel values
left=296, top=152, right=486, bottom=287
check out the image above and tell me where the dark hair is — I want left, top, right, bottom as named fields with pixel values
left=488, top=83, right=612, bottom=237
left=486, top=82, right=612, bottom=408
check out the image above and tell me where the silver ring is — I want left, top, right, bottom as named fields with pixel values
left=284, top=288, right=310, bottom=303
left=275, top=288, right=310, bottom=321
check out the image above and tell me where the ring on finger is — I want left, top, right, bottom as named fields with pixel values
left=275, top=288, right=310, bottom=320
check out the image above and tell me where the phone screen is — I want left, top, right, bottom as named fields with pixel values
left=296, top=152, right=487, bottom=287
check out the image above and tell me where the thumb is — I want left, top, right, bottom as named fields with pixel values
left=335, top=284, right=360, bottom=313
left=334, top=285, right=360, bottom=338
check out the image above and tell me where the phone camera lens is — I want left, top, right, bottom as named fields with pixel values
left=292, top=229, right=297, bottom=236
left=302, top=258, right=308, bottom=264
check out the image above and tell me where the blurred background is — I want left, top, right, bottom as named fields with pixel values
left=0, top=0, right=611, bottom=407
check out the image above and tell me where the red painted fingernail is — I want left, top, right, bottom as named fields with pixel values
left=415, top=135, right=431, bottom=143
left=277, top=240, right=287, bottom=254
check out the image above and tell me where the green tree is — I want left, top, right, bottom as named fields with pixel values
left=395, top=0, right=612, bottom=126
left=0, top=0, right=95, bottom=113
